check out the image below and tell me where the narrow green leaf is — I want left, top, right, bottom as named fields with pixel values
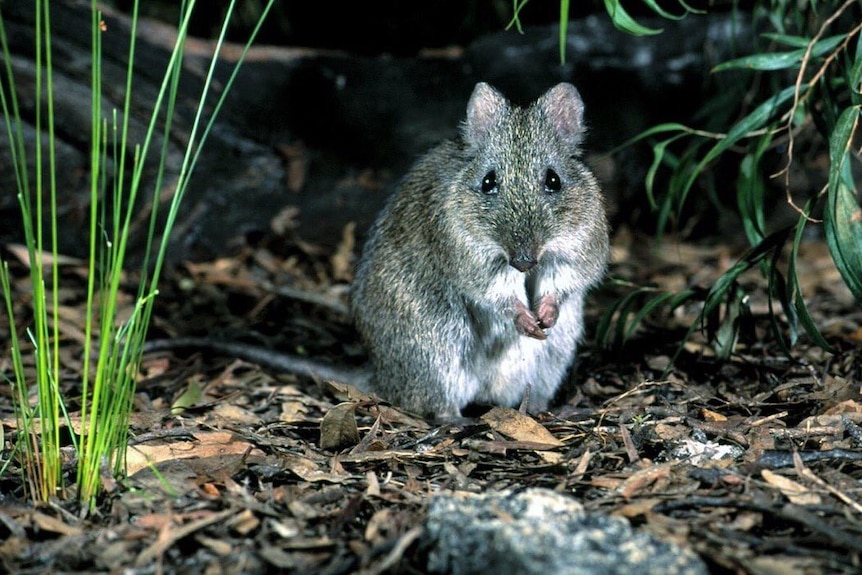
left=614, top=289, right=649, bottom=345
left=736, top=133, right=771, bottom=246
left=596, top=293, right=627, bottom=349
left=761, top=33, right=815, bottom=48
left=789, top=204, right=833, bottom=350
left=623, top=289, right=696, bottom=342
left=766, top=254, right=795, bottom=354
left=639, top=0, right=688, bottom=20
left=675, top=85, right=798, bottom=218
left=703, top=227, right=792, bottom=323
left=645, top=133, right=687, bottom=209
left=603, top=0, right=663, bottom=36
left=850, top=34, right=862, bottom=105
left=171, top=378, right=204, bottom=415
left=713, top=286, right=745, bottom=359
left=824, top=106, right=862, bottom=305
left=714, top=34, right=844, bottom=72
left=663, top=140, right=708, bottom=235
left=674, top=0, right=706, bottom=15
left=645, top=0, right=706, bottom=20
left=608, top=122, right=694, bottom=154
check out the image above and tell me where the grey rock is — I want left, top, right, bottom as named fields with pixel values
left=424, top=488, right=707, bottom=575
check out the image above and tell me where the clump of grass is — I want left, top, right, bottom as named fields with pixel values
left=0, top=0, right=274, bottom=510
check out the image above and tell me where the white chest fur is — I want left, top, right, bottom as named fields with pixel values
left=470, top=262, right=586, bottom=410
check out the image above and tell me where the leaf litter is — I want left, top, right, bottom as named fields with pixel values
left=1, top=223, right=861, bottom=574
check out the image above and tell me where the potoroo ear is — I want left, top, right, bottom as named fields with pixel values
left=536, top=82, right=586, bottom=149
left=462, top=82, right=510, bottom=150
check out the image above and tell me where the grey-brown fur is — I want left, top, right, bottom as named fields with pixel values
left=352, top=82, right=609, bottom=419
left=143, top=83, right=608, bottom=420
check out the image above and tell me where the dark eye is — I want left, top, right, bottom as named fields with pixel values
left=481, top=170, right=498, bottom=194
left=545, top=169, right=562, bottom=192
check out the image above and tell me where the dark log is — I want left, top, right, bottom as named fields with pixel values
left=0, top=1, right=750, bottom=260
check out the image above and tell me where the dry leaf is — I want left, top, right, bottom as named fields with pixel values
left=31, top=512, right=83, bottom=536
left=196, top=534, right=233, bottom=556
left=331, top=222, right=356, bottom=282
left=761, top=469, right=822, bottom=506
left=480, top=406, right=563, bottom=463
left=228, top=509, right=260, bottom=535
left=591, top=476, right=623, bottom=490
left=617, top=498, right=661, bottom=518
left=618, top=463, right=673, bottom=498
left=823, top=399, right=862, bottom=416
left=702, top=408, right=727, bottom=422
left=320, top=402, right=360, bottom=450
left=282, top=454, right=348, bottom=483
left=5, top=243, right=83, bottom=268
left=125, top=430, right=263, bottom=477
left=210, top=403, right=261, bottom=426
left=480, top=407, right=563, bottom=446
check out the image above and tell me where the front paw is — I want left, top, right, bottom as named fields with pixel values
left=514, top=302, right=547, bottom=340
left=536, top=294, right=559, bottom=329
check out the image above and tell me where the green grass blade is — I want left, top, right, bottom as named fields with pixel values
left=559, top=0, right=569, bottom=64
left=612, top=288, right=649, bottom=345
left=505, top=0, right=530, bottom=33
left=645, top=132, right=688, bottom=210
left=152, top=0, right=276, bottom=287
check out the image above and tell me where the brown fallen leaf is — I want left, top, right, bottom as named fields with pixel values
left=135, top=508, right=236, bottom=567
left=481, top=406, right=564, bottom=463
left=228, top=508, right=260, bottom=535
left=481, top=407, right=563, bottom=444
left=617, top=498, right=661, bottom=518
left=702, top=408, right=727, bottom=422
left=590, top=476, right=624, bottom=490
left=195, top=534, right=233, bottom=556
left=4, top=243, right=84, bottom=268
left=331, top=221, right=356, bottom=282
left=282, top=454, right=349, bottom=483
left=320, top=402, right=360, bottom=450
left=125, top=430, right=264, bottom=477
left=618, top=463, right=673, bottom=499
left=823, top=399, right=862, bottom=416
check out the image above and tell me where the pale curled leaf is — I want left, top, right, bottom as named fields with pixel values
left=761, top=469, right=822, bottom=506
left=480, top=406, right=563, bottom=463
left=480, top=407, right=563, bottom=447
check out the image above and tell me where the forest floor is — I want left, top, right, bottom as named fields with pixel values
left=1, top=224, right=861, bottom=574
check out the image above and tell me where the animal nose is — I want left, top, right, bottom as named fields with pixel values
left=510, top=253, right=537, bottom=272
